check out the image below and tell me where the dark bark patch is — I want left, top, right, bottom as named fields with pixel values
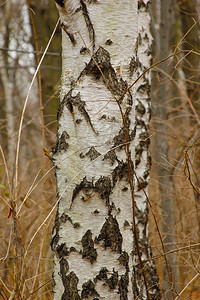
left=100, top=114, right=116, bottom=122
left=105, top=39, right=113, bottom=45
left=73, top=222, right=81, bottom=229
left=95, top=268, right=118, bottom=290
left=61, top=23, right=76, bottom=44
left=51, top=209, right=60, bottom=251
left=71, top=176, right=112, bottom=207
left=96, top=215, right=122, bottom=253
left=129, top=56, right=139, bottom=77
left=135, top=143, right=143, bottom=166
left=81, top=280, right=100, bottom=299
left=60, top=213, right=80, bottom=229
left=137, top=82, right=150, bottom=95
left=107, top=270, right=118, bottom=290
left=137, top=177, right=148, bottom=192
left=52, top=131, right=69, bottom=155
left=61, top=271, right=80, bottom=300
left=136, top=101, right=146, bottom=116
left=62, top=90, right=97, bottom=134
left=55, top=0, right=64, bottom=7
left=95, top=267, right=108, bottom=282
left=72, top=177, right=93, bottom=203
left=118, top=251, right=129, bottom=272
left=103, top=150, right=118, bottom=165
left=56, top=243, right=69, bottom=258
left=118, top=273, right=129, bottom=300
left=138, top=0, right=151, bottom=10
left=136, top=119, right=147, bottom=130
left=81, top=230, right=97, bottom=264
left=60, top=213, right=73, bottom=224
left=123, top=220, right=130, bottom=227
left=80, top=46, right=87, bottom=54
left=94, top=176, right=112, bottom=202
left=85, top=146, right=101, bottom=160
left=112, top=161, right=133, bottom=185
left=81, top=46, right=127, bottom=98
left=139, top=131, right=150, bottom=148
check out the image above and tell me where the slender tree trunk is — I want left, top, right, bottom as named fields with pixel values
left=151, top=0, right=179, bottom=298
left=51, top=1, right=160, bottom=299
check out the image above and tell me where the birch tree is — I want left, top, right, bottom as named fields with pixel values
left=51, top=0, right=160, bottom=299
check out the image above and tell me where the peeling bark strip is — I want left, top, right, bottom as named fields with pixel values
left=52, top=0, right=161, bottom=299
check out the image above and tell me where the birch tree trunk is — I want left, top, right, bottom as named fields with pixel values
left=51, top=1, right=160, bottom=299
left=151, top=0, right=179, bottom=298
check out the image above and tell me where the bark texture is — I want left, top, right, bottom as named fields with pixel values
left=151, top=0, right=180, bottom=298
left=52, top=1, right=160, bottom=299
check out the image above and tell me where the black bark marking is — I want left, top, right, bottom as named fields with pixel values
left=85, top=146, right=101, bottom=160
left=95, top=267, right=119, bottom=290
left=94, top=176, right=112, bottom=203
left=118, top=251, right=129, bottom=272
left=80, top=0, right=95, bottom=50
left=76, top=119, right=82, bottom=124
left=73, top=222, right=80, bottom=228
left=129, top=56, right=139, bottom=77
left=103, top=150, right=118, bottom=166
left=51, top=209, right=60, bottom=251
left=81, top=46, right=127, bottom=98
left=81, top=280, right=100, bottom=298
left=61, top=23, right=76, bottom=44
left=80, top=46, right=87, bottom=54
left=124, top=220, right=130, bottom=227
left=139, top=131, right=150, bottom=148
left=136, top=101, right=146, bottom=116
left=57, top=243, right=69, bottom=258
left=71, top=163, right=132, bottom=207
left=100, top=114, right=116, bottom=122
left=72, top=177, right=93, bottom=203
left=60, top=212, right=73, bottom=224
left=62, top=90, right=97, bottom=134
left=55, top=0, right=65, bottom=7
left=56, top=131, right=69, bottom=154
left=113, top=110, right=133, bottom=150
left=112, top=161, right=133, bottom=186
left=138, top=0, right=151, bottom=10
left=118, top=273, right=129, bottom=300
left=81, top=230, right=97, bottom=264
left=135, top=130, right=150, bottom=167
left=137, top=82, right=150, bottom=95
left=59, top=258, right=69, bottom=279
left=96, top=215, right=122, bottom=253
left=105, top=39, right=113, bottom=45
left=60, top=270, right=80, bottom=300
left=135, top=143, right=143, bottom=166
left=137, top=177, right=148, bottom=192
left=60, top=212, right=81, bottom=229
left=95, top=267, right=108, bottom=281
left=107, top=270, right=118, bottom=290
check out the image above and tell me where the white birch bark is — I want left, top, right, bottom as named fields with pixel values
left=52, top=1, right=160, bottom=299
